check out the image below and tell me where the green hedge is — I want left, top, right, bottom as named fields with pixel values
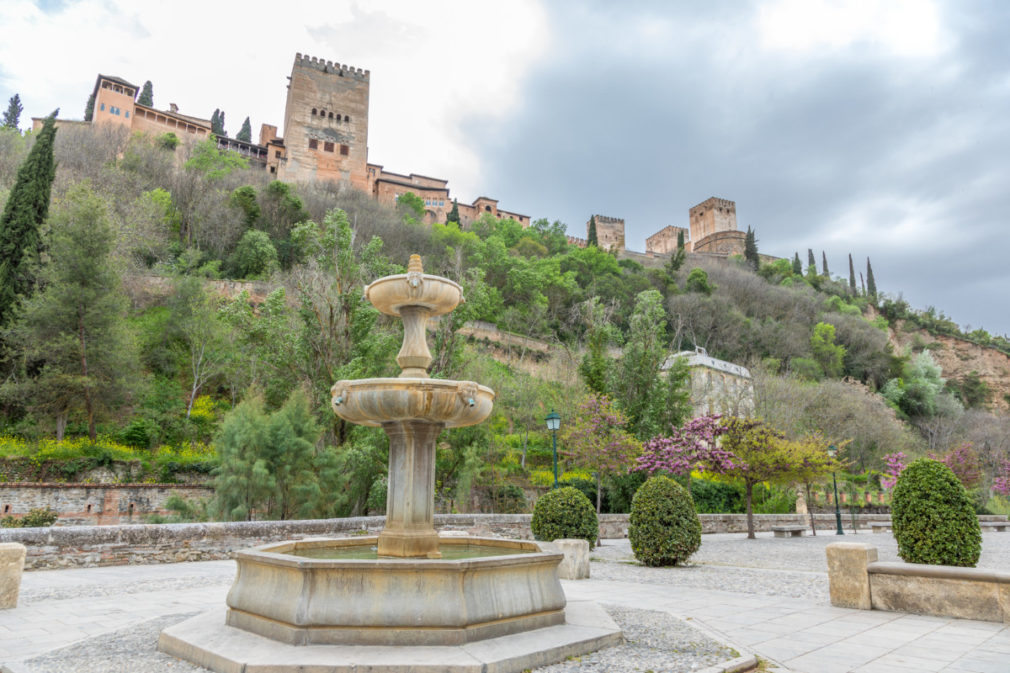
left=531, top=486, right=598, bottom=546
left=629, top=475, right=701, bottom=566
left=891, top=458, right=981, bottom=567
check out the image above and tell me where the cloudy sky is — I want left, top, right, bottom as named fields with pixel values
left=1, top=0, right=1008, bottom=335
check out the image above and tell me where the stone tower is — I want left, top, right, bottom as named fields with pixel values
left=279, top=54, right=370, bottom=189
left=689, top=197, right=736, bottom=244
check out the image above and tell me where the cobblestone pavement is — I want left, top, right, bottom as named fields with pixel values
left=3, top=530, right=1010, bottom=672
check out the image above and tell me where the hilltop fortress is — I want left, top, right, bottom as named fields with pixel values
left=36, top=53, right=746, bottom=260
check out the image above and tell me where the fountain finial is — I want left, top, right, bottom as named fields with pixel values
left=408, top=254, right=424, bottom=274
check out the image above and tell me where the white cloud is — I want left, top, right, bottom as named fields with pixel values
left=757, top=0, right=946, bottom=58
left=0, top=0, right=549, bottom=201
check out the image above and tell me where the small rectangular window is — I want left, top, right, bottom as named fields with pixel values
left=340, top=144, right=349, bottom=156
left=324, top=141, right=334, bottom=152
left=308, top=138, right=318, bottom=150
left=100, top=103, right=106, bottom=111
left=275, top=150, right=281, bottom=158
left=125, top=110, right=130, bottom=118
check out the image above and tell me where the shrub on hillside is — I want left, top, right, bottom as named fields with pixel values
left=891, top=458, right=981, bottom=567
left=531, top=486, right=598, bottom=546
left=629, top=475, right=701, bottom=566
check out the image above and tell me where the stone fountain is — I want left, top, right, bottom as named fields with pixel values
left=159, top=256, right=621, bottom=672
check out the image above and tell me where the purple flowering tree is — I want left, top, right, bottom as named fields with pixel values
left=562, top=393, right=642, bottom=513
left=881, top=452, right=907, bottom=490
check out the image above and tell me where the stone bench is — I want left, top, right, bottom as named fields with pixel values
left=0, top=543, right=26, bottom=609
left=771, top=525, right=806, bottom=538
left=871, top=523, right=892, bottom=533
left=980, top=522, right=1008, bottom=532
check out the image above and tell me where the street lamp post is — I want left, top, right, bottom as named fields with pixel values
left=545, top=410, right=561, bottom=489
left=828, top=445, right=844, bottom=536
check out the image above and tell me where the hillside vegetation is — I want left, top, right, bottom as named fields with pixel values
left=0, top=123, right=1007, bottom=518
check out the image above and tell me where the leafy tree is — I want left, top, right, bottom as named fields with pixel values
left=210, top=108, right=226, bottom=136
left=396, top=191, right=425, bottom=224
left=810, top=322, right=845, bottom=378
left=882, top=350, right=945, bottom=418
left=952, top=370, right=991, bottom=409
left=11, top=183, right=137, bottom=441
left=587, top=215, right=598, bottom=247
left=166, top=276, right=232, bottom=419
left=212, top=389, right=334, bottom=520
left=229, top=185, right=260, bottom=228
left=866, top=257, right=877, bottom=299
left=138, top=81, right=153, bottom=107
left=228, top=229, right=277, bottom=278
left=562, top=393, right=642, bottom=512
left=0, top=111, right=57, bottom=326
left=848, top=253, right=856, bottom=293
left=611, top=290, right=691, bottom=440
left=685, top=267, right=714, bottom=295
left=792, top=252, right=802, bottom=276
left=743, top=226, right=758, bottom=269
left=184, top=138, right=247, bottom=180
left=577, top=298, right=618, bottom=395
left=84, top=91, right=95, bottom=122
left=236, top=116, right=252, bottom=142
left=2, top=94, right=22, bottom=130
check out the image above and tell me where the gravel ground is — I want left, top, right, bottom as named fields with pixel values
left=17, top=607, right=737, bottom=673
left=17, top=574, right=233, bottom=606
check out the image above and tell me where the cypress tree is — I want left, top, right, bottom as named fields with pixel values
left=860, top=272, right=866, bottom=296
left=0, top=111, right=58, bottom=325
left=821, top=251, right=829, bottom=277
left=743, top=226, right=759, bottom=269
left=446, top=198, right=460, bottom=223
left=848, top=253, right=857, bottom=293
left=676, top=229, right=685, bottom=250
left=3, top=94, right=23, bottom=130
left=138, top=81, right=154, bottom=107
left=792, top=252, right=802, bottom=275
left=211, top=109, right=226, bottom=136
left=84, top=91, right=95, bottom=122
left=236, top=116, right=252, bottom=142
left=587, top=215, right=598, bottom=247
left=866, top=258, right=877, bottom=300
left=807, top=248, right=816, bottom=271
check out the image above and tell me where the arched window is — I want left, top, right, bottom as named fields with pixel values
left=312, top=108, right=317, bottom=115
left=320, top=109, right=326, bottom=117
left=485, top=205, right=491, bottom=212
left=344, top=115, right=350, bottom=122
left=329, top=111, right=334, bottom=119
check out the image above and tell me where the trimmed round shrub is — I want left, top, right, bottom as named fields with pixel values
left=629, top=475, right=701, bottom=567
left=531, top=486, right=598, bottom=546
left=891, top=458, right=981, bottom=567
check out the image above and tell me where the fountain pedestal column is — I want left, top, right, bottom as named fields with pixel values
left=378, top=420, right=445, bottom=558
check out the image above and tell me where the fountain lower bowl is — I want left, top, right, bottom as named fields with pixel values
left=225, top=536, right=566, bottom=646
left=330, top=377, right=495, bottom=428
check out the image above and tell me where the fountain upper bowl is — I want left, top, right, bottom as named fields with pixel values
left=331, top=378, right=495, bottom=428
left=365, top=273, right=463, bottom=317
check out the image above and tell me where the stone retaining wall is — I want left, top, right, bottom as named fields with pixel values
left=5, top=513, right=1007, bottom=570
left=0, top=483, right=214, bottom=526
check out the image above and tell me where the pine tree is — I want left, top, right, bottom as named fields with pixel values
left=866, top=258, right=877, bottom=300
left=743, top=226, right=759, bottom=270
left=0, top=111, right=57, bottom=326
left=848, top=253, right=857, bottom=293
left=446, top=198, right=460, bottom=223
left=211, top=109, right=226, bottom=136
left=3, top=94, right=23, bottom=130
left=137, top=80, right=153, bottom=107
left=821, top=251, right=829, bottom=277
left=236, top=116, right=252, bottom=142
left=587, top=215, right=598, bottom=247
left=84, top=91, right=95, bottom=122
left=792, top=252, right=802, bottom=275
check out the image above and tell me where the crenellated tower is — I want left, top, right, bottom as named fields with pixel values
left=279, top=53, right=371, bottom=189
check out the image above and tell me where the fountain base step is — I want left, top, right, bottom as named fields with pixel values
left=160, top=601, right=623, bottom=673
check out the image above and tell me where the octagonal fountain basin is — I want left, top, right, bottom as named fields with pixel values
left=331, top=377, right=495, bottom=428
left=224, top=536, right=566, bottom=646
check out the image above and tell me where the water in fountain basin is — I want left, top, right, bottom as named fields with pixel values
left=289, top=544, right=533, bottom=560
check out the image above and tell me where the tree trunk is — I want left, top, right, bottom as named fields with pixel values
left=596, top=474, right=602, bottom=514
left=78, top=314, right=96, bottom=442
left=745, top=481, right=755, bottom=539
left=55, top=412, right=67, bottom=442
left=806, top=483, right=817, bottom=536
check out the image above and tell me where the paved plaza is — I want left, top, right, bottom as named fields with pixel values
left=2, top=530, right=1010, bottom=672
